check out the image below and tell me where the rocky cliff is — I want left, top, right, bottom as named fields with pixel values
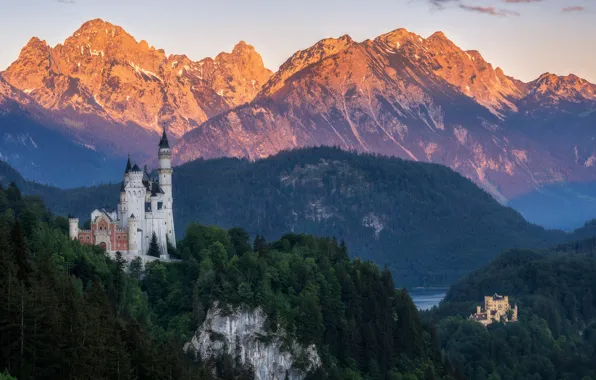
left=186, top=304, right=321, bottom=380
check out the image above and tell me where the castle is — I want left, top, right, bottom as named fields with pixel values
left=69, top=129, right=176, bottom=261
left=470, top=294, right=518, bottom=326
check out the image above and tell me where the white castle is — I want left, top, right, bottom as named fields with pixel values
left=69, top=129, right=176, bottom=261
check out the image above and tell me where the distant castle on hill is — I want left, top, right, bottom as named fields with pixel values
left=470, top=294, right=518, bottom=326
left=69, top=129, right=176, bottom=262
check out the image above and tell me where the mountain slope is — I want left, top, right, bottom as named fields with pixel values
left=0, top=77, right=124, bottom=187
left=3, top=21, right=595, bottom=199
left=509, top=181, right=596, bottom=230
left=1, top=19, right=272, bottom=160
left=3, top=147, right=576, bottom=287
left=174, top=28, right=596, bottom=201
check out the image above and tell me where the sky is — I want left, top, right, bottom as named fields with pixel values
left=0, top=0, right=594, bottom=83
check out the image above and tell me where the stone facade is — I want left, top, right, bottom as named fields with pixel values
left=69, top=129, right=176, bottom=261
left=470, top=293, right=518, bottom=326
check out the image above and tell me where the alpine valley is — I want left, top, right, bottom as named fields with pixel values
left=2, top=147, right=595, bottom=288
left=1, top=19, right=595, bottom=201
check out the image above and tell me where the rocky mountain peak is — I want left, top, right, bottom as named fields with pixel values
left=374, top=27, right=421, bottom=50
left=2, top=37, right=52, bottom=92
left=527, top=72, right=596, bottom=103
left=21, top=36, right=50, bottom=54
left=258, top=35, right=354, bottom=98
left=1, top=19, right=273, bottom=143
left=231, top=40, right=253, bottom=54
left=427, top=31, right=456, bottom=47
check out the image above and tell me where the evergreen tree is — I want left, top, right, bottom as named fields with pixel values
left=10, top=220, right=31, bottom=284
left=147, top=232, right=161, bottom=257
left=252, top=235, right=268, bottom=256
left=166, top=235, right=179, bottom=259
left=129, top=257, right=143, bottom=281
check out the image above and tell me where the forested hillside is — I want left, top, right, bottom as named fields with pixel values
left=0, top=183, right=202, bottom=379
left=0, top=182, right=453, bottom=379
left=427, top=239, right=596, bottom=379
left=1, top=147, right=571, bottom=287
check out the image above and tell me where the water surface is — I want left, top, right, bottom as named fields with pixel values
left=409, top=288, right=447, bottom=310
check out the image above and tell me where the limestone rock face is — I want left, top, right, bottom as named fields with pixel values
left=186, top=304, right=321, bottom=380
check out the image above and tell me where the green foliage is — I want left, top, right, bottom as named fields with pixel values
left=129, top=256, right=143, bottom=281
left=147, top=232, right=161, bottom=257
left=0, top=180, right=464, bottom=379
left=0, top=184, right=204, bottom=379
left=428, top=240, right=596, bottom=379
left=5, top=147, right=575, bottom=288
left=145, top=224, right=456, bottom=379
left=0, top=371, right=17, bottom=380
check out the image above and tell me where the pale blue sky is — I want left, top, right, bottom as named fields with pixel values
left=0, top=0, right=594, bottom=82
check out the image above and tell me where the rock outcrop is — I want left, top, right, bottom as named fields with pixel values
left=186, top=304, right=321, bottom=380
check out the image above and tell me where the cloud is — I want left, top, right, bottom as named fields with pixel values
left=561, top=6, right=585, bottom=12
left=459, top=4, right=521, bottom=16
left=56, top=0, right=76, bottom=3
left=427, top=0, right=457, bottom=9
left=423, top=0, right=539, bottom=13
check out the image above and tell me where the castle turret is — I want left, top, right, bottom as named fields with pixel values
left=128, top=214, right=138, bottom=254
left=124, top=154, right=132, bottom=182
left=117, top=181, right=127, bottom=227
left=157, top=128, right=176, bottom=246
left=68, top=217, right=79, bottom=241
left=126, top=163, right=147, bottom=223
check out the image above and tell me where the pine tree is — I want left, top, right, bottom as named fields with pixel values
left=147, top=233, right=161, bottom=257
left=114, top=251, right=126, bottom=315
left=252, top=235, right=268, bottom=256
left=129, top=257, right=143, bottom=280
left=10, top=220, right=31, bottom=285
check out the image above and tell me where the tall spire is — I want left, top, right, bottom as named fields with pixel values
left=159, top=127, right=170, bottom=149
left=125, top=154, right=132, bottom=173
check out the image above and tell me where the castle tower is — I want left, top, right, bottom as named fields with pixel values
left=157, top=128, right=176, bottom=247
left=126, top=164, right=147, bottom=224
left=124, top=154, right=132, bottom=182
left=118, top=181, right=127, bottom=227
left=128, top=214, right=138, bottom=254
left=68, top=217, right=79, bottom=240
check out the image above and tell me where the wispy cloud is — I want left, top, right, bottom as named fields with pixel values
left=56, top=0, right=76, bottom=3
left=561, top=6, right=585, bottom=13
left=424, top=0, right=539, bottom=15
left=427, top=0, right=456, bottom=9
left=459, top=4, right=521, bottom=16
left=503, top=0, right=543, bottom=3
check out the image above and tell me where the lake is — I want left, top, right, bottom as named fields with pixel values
left=408, top=288, right=448, bottom=310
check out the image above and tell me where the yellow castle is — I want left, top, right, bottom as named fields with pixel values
left=470, top=294, right=518, bottom=326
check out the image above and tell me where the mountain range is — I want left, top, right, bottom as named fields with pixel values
left=1, top=19, right=595, bottom=199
